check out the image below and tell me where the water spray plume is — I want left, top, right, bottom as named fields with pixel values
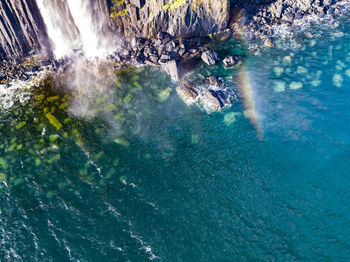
left=36, top=0, right=115, bottom=59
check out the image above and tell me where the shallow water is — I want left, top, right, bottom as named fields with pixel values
left=1, top=15, right=350, bottom=261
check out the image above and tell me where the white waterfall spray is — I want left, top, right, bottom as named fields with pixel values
left=35, top=0, right=119, bottom=120
left=36, top=0, right=114, bottom=59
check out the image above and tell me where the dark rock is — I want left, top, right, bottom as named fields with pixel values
left=32, top=66, right=40, bottom=72
left=203, top=76, right=223, bottom=87
left=157, top=32, right=171, bottom=40
left=201, top=50, right=220, bottom=66
left=148, top=54, right=159, bottom=63
left=176, top=82, right=198, bottom=105
left=213, top=90, right=230, bottom=107
left=41, top=60, right=52, bottom=66
left=295, top=12, right=304, bottom=20
left=223, top=55, right=242, bottom=68
left=178, top=48, right=186, bottom=57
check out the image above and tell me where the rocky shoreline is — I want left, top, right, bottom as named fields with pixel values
left=1, top=0, right=349, bottom=112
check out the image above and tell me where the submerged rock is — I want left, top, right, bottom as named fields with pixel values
left=333, top=74, right=343, bottom=87
left=273, top=81, right=286, bottom=92
left=201, top=50, right=220, bottom=66
left=273, top=67, right=284, bottom=77
left=346, top=69, right=350, bottom=77
left=289, top=81, right=303, bottom=90
left=224, top=112, right=242, bottom=126
left=157, top=88, right=172, bottom=102
left=223, top=55, right=242, bottom=68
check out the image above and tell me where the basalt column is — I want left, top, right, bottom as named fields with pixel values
left=0, top=0, right=49, bottom=61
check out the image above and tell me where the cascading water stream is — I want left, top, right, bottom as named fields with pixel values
left=36, top=0, right=114, bottom=59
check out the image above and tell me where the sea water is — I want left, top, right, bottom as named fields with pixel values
left=1, top=14, right=350, bottom=261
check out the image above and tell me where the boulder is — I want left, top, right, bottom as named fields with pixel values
left=162, top=60, right=180, bottom=82
left=203, top=76, right=223, bottom=87
left=176, top=83, right=198, bottom=105
left=201, top=89, right=231, bottom=111
left=201, top=90, right=222, bottom=111
left=201, top=50, right=220, bottom=66
left=223, top=55, right=242, bottom=68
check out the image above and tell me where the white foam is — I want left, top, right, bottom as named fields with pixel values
left=0, top=70, right=50, bottom=111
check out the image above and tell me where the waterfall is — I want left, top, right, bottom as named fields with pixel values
left=36, top=0, right=113, bottom=59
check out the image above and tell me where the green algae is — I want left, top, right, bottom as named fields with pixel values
left=133, top=81, right=143, bottom=90
left=45, top=113, right=63, bottom=130
left=115, top=137, right=130, bottom=147
left=0, top=173, right=6, bottom=182
left=49, top=134, right=59, bottom=143
left=7, top=144, right=16, bottom=152
left=35, top=158, right=41, bottom=166
left=224, top=112, right=242, bottom=126
left=114, top=112, right=124, bottom=121
left=124, top=93, right=133, bottom=103
left=106, top=168, right=116, bottom=179
left=157, top=88, right=172, bottom=102
left=47, top=96, right=60, bottom=102
left=46, top=191, right=54, bottom=199
left=15, top=121, right=27, bottom=130
left=48, top=154, right=61, bottom=164
left=64, top=118, right=72, bottom=124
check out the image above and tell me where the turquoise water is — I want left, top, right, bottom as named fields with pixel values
left=1, top=15, right=350, bottom=261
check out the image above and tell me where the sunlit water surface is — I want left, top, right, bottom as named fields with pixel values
left=1, top=14, right=350, bottom=261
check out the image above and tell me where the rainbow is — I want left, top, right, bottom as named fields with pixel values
left=237, top=65, right=264, bottom=139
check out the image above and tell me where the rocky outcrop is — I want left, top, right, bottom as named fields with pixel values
left=201, top=50, right=220, bottom=66
left=223, top=55, right=241, bottom=68
left=110, top=0, right=230, bottom=39
left=0, top=0, right=49, bottom=61
left=176, top=78, right=233, bottom=112
left=243, top=0, right=348, bottom=41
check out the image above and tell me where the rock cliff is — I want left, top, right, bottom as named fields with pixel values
left=0, top=0, right=346, bottom=61
left=109, top=0, right=230, bottom=39
left=0, top=0, right=48, bottom=61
